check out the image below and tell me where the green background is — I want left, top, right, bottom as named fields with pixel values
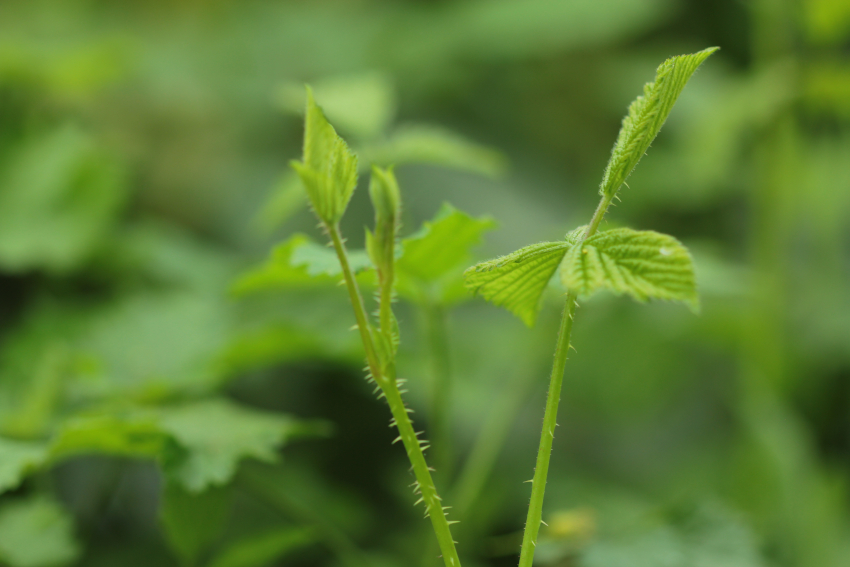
left=0, top=0, right=849, bottom=566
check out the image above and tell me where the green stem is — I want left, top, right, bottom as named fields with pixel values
left=424, top=301, right=453, bottom=480
left=517, top=293, right=577, bottom=567
left=327, top=224, right=462, bottom=567
left=517, top=193, right=608, bottom=567
left=453, top=359, right=535, bottom=519
left=239, top=466, right=368, bottom=567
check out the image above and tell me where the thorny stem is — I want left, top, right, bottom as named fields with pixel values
left=518, top=190, right=610, bottom=567
left=516, top=293, right=577, bottom=567
left=327, top=224, right=462, bottom=567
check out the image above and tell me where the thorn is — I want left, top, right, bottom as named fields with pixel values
left=523, top=479, right=534, bottom=483
left=392, top=435, right=403, bottom=444
left=349, top=324, right=359, bottom=331
left=541, top=520, right=549, bottom=526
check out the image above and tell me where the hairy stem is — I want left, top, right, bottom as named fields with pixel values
left=327, top=224, right=462, bottom=567
left=517, top=293, right=577, bottom=567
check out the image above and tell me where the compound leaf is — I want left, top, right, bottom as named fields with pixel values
left=291, top=88, right=359, bottom=225
left=600, top=47, right=718, bottom=199
left=464, top=227, right=585, bottom=326
left=560, top=228, right=698, bottom=310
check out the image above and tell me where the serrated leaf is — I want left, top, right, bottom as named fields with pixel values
left=0, top=496, right=80, bottom=567
left=361, top=124, right=507, bottom=178
left=208, top=526, right=318, bottom=567
left=600, top=47, right=717, bottom=199
left=0, top=438, right=49, bottom=494
left=160, top=481, right=230, bottom=565
left=560, top=228, right=698, bottom=310
left=398, top=203, right=496, bottom=283
left=292, top=88, right=359, bottom=225
left=232, top=234, right=371, bottom=296
left=463, top=227, right=585, bottom=327
left=157, top=399, right=326, bottom=492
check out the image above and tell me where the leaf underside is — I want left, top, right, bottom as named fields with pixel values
left=560, top=228, right=698, bottom=311
left=599, top=47, right=718, bottom=199
left=463, top=227, right=585, bottom=327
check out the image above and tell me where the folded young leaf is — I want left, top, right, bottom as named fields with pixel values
left=291, top=88, right=359, bottom=225
left=463, top=227, right=585, bottom=327
left=599, top=47, right=718, bottom=199
left=560, top=228, right=698, bottom=310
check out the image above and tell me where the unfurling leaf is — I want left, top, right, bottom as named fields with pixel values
left=367, top=166, right=401, bottom=273
left=560, top=228, right=698, bottom=311
left=600, top=47, right=718, bottom=199
left=463, top=227, right=585, bottom=327
left=291, top=87, right=359, bottom=225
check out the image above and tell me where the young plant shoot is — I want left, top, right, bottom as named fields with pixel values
left=464, top=47, right=717, bottom=567
left=292, top=88, right=462, bottom=567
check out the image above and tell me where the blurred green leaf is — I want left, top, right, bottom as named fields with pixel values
left=0, top=126, right=125, bottom=273
left=578, top=503, right=765, bottom=567
left=560, top=228, right=699, bottom=310
left=157, top=398, right=325, bottom=492
left=361, top=125, right=507, bottom=179
left=49, top=415, right=166, bottom=461
left=0, top=496, right=80, bottom=567
left=398, top=203, right=496, bottom=284
left=279, top=72, right=396, bottom=139
left=209, top=526, right=318, bottom=567
left=71, top=292, right=232, bottom=400
left=160, top=481, right=230, bottom=565
left=232, top=235, right=371, bottom=296
left=0, top=438, right=48, bottom=494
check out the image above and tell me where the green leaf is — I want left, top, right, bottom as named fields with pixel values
left=559, top=228, right=698, bottom=310
left=232, top=234, right=372, bottom=296
left=0, top=496, right=80, bottom=567
left=208, top=526, right=318, bottom=567
left=599, top=47, right=718, bottom=199
left=291, top=88, right=359, bottom=225
left=464, top=227, right=584, bottom=326
left=0, top=438, right=49, bottom=494
left=160, top=481, right=230, bottom=565
left=398, top=203, right=496, bottom=283
left=157, top=399, right=325, bottom=492
left=361, top=124, right=507, bottom=179
left=278, top=72, right=396, bottom=139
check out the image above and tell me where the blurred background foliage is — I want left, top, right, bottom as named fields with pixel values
left=0, top=0, right=848, bottom=566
